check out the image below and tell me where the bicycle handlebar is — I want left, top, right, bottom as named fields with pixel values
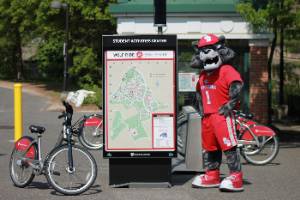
left=233, top=110, right=254, bottom=119
left=58, top=112, right=65, bottom=119
left=58, top=101, right=73, bottom=126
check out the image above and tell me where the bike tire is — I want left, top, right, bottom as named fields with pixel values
left=176, top=110, right=189, bottom=156
left=9, top=137, right=37, bottom=187
left=45, top=144, right=97, bottom=195
left=240, top=134, right=279, bottom=165
left=78, top=114, right=103, bottom=150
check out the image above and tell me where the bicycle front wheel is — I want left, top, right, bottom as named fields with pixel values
left=45, top=145, right=97, bottom=195
left=240, top=135, right=279, bottom=165
left=78, top=114, right=103, bottom=150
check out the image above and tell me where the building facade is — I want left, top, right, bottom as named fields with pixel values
left=109, top=0, right=272, bottom=123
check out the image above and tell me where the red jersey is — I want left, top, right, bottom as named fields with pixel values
left=196, top=65, right=243, bottom=114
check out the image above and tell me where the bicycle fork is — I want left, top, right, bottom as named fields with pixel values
left=66, top=126, right=74, bottom=173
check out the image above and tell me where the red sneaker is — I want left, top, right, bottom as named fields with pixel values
left=219, top=172, right=244, bottom=192
left=192, top=170, right=220, bottom=188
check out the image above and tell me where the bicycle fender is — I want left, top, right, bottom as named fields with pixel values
left=15, top=136, right=37, bottom=159
left=84, top=117, right=102, bottom=127
left=242, top=125, right=276, bottom=140
left=252, top=125, right=276, bottom=136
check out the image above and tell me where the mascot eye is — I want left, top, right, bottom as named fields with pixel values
left=200, top=48, right=211, bottom=53
left=199, top=45, right=216, bottom=53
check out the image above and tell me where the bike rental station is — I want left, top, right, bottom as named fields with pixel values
left=9, top=1, right=279, bottom=194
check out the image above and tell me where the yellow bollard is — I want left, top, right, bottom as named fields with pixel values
left=14, top=83, right=22, bottom=142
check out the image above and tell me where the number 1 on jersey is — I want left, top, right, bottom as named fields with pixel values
left=205, top=90, right=211, bottom=104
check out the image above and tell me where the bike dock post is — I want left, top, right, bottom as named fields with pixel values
left=173, top=106, right=203, bottom=172
left=14, top=83, right=23, bottom=142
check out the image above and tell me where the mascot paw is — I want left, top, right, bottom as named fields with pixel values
left=218, top=104, right=233, bottom=116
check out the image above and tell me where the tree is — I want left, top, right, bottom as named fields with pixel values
left=35, top=0, right=116, bottom=88
left=0, top=0, right=40, bottom=80
left=237, top=0, right=299, bottom=122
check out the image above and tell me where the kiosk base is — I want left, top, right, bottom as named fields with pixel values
left=109, top=158, right=172, bottom=188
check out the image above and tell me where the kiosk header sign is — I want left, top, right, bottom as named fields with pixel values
left=103, top=35, right=177, bottom=158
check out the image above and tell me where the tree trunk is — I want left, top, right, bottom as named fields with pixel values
left=278, top=0, right=285, bottom=106
left=279, top=26, right=284, bottom=105
left=15, top=29, right=24, bottom=80
left=267, top=20, right=277, bottom=124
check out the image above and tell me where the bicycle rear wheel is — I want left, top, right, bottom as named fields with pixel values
left=45, top=145, right=97, bottom=195
left=177, top=110, right=188, bottom=156
left=240, top=134, right=279, bottom=165
left=9, top=137, right=37, bottom=187
left=78, top=114, right=103, bottom=150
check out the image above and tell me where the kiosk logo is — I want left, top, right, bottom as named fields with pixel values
left=136, top=51, right=143, bottom=58
left=130, top=153, right=151, bottom=157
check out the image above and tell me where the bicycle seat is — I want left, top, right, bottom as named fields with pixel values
left=29, top=125, right=46, bottom=134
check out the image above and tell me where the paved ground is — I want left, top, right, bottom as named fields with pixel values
left=1, top=86, right=300, bottom=200
left=0, top=80, right=99, bottom=112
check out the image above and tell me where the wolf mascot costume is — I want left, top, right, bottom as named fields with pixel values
left=191, top=34, right=244, bottom=192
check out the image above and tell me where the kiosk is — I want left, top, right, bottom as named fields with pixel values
left=102, top=35, right=177, bottom=187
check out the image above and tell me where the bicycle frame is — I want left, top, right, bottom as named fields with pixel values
left=22, top=102, right=77, bottom=174
left=235, top=118, right=261, bottom=147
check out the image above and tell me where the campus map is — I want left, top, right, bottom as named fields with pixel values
left=105, top=51, right=175, bottom=150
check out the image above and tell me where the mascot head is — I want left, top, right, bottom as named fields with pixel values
left=190, top=34, right=235, bottom=71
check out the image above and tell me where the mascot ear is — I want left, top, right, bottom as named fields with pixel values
left=190, top=40, right=203, bottom=69
left=219, top=47, right=235, bottom=63
left=217, top=35, right=236, bottom=63
left=218, top=35, right=226, bottom=44
left=192, top=40, right=199, bottom=53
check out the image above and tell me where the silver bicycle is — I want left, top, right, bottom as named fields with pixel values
left=9, top=101, right=98, bottom=195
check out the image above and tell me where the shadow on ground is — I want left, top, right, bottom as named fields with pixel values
left=50, top=184, right=102, bottom=196
left=27, top=181, right=50, bottom=190
left=27, top=181, right=102, bottom=196
left=172, top=172, right=195, bottom=186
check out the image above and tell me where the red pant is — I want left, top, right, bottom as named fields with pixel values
left=202, top=113, right=237, bottom=151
